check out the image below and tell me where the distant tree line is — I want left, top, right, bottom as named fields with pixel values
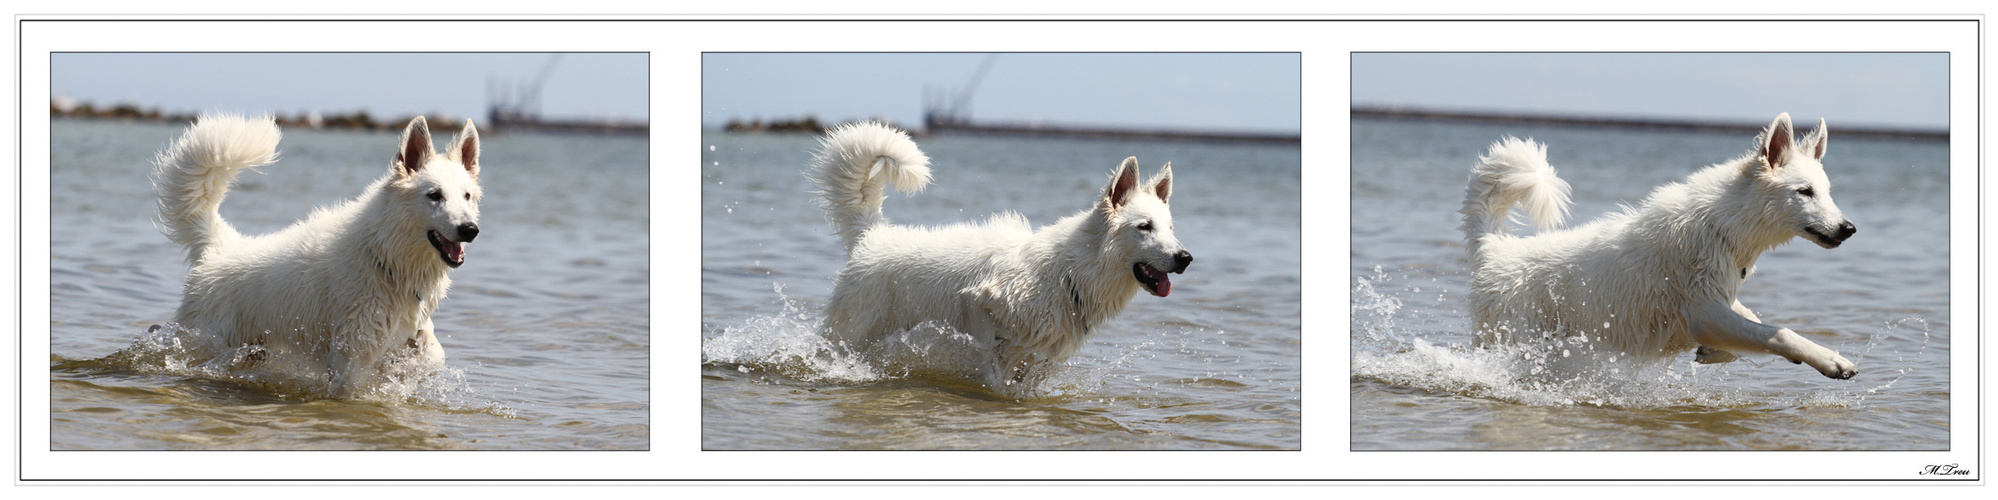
left=51, top=99, right=446, bottom=132
left=723, top=116, right=910, bottom=134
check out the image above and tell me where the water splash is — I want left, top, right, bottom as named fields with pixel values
left=1048, top=324, right=1277, bottom=408
left=374, top=362, right=517, bottom=417
left=701, top=283, right=889, bottom=384
left=89, top=323, right=509, bottom=414
left=1855, top=317, right=1934, bottom=396
left=1352, top=266, right=1770, bottom=408
left=98, top=323, right=316, bottom=397
left=1351, top=265, right=1404, bottom=346
left=702, top=283, right=1109, bottom=399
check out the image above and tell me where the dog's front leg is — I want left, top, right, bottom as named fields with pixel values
left=1729, top=299, right=1761, bottom=323
left=411, top=317, right=447, bottom=366
left=1686, top=301, right=1855, bottom=379
left=377, top=317, right=447, bottom=385
left=328, top=327, right=396, bottom=397
left=1694, top=300, right=1759, bottom=364
left=327, top=348, right=366, bottom=397
left=1693, top=345, right=1738, bottom=364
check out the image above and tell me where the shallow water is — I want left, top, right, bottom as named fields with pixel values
left=48, top=119, right=650, bottom=450
left=1349, top=118, right=1951, bottom=450
left=701, top=131, right=1302, bottom=450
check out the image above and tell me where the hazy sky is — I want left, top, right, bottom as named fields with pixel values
left=1352, top=53, right=1949, bottom=129
left=702, top=53, right=1302, bottom=133
left=50, top=53, right=648, bottom=121
left=46, top=52, right=1946, bottom=131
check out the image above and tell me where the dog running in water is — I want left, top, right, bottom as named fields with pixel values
left=1459, top=113, right=1857, bottom=379
left=152, top=114, right=485, bottom=396
left=807, top=122, right=1194, bottom=387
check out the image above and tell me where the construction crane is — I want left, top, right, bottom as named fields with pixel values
left=488, top=54, right=564, bottom=126
left=924, top=54, right=998, bottom=129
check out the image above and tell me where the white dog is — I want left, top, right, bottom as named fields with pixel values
left=807, top=122, right=1193, bottom=386
left=153, top=113, right=484, bottom=397
left=1459, top=113, right=1858, bottom=379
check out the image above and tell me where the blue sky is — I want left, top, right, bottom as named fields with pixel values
left=1352, top=53, right=1949, bottom=129
left=702, top=53, right=1302, bottom=133
left=50, top=53, right=648, bottom=122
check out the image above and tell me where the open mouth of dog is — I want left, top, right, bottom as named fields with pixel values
left=1803, top=226, right=1847, bottom=249
left=428, top=230, right=467, bottom=268
left=1133, top=262, right=1180, bottom=297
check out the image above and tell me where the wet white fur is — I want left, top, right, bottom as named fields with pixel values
left=1459, top=113, right=1858, bottom=379
left=808, top=122, right=1189, bottom=386
left=153, top=114, right=484, bottom=397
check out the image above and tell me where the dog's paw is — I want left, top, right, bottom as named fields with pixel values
left=1694, top=345, right=1739, bottom=364
left=1805, top=353, right=1857, bottom=380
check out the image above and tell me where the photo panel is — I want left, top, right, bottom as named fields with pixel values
left=1350, top=52, right=1950, bottom=452
left=700, top=52, right=1304, bottom=451
left=44, top=52, right=650, bottom=451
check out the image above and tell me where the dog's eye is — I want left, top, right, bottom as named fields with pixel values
left=464, top=192, right=472, bottom=200
left=1138, top=222, right=1154, bottom=231
left=1797, top=187, right=1815, bottom=197
left=427, top=189, right=443, bottom=201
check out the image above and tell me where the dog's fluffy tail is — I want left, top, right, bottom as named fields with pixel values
left=1459, top=137, right=1571, bottom=253
left=805, top=121, right=932, bottom=254
left=152, top=113, right=282, bottom=264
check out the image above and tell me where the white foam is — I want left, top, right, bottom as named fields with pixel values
left=102, top=323, right=510, bottom=414
left=1352, top=267, right=1770, bottom=409
left=702, top=283, right=1092, bottom=399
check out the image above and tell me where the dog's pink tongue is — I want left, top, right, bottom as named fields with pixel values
left=1146, top=265, right=1172, bottom=297
left=443, top=239, right=466, bottom=262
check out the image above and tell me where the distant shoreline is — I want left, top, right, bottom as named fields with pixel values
left=721, top=116, right=1301, bottom=145
left=49, top=103, right=646, bottom=136
left=1352, top=106, right=1948, bottom=143
left=923, top=118, right=1300, bottom=146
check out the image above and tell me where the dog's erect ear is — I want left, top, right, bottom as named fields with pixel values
left=1104, top=157, right=1142, bottom=209
left=449, top=119, right=481, bottom=178
left=1800, top=117, right=1829, bottom=161
left=1759, top=113, right=1795, bottom=170
left=396, top=116, right=433, bottom=178
left=1145, top=162, right=1173, bottom=205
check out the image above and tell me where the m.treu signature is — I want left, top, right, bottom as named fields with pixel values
left=1919, top=464, right=1970, bottom=476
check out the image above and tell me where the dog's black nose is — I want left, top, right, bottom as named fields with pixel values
left=1172, top=250, right=1193, bottom=273
left=457, top=222, right=480, bottom=243
left=1834, top=220, right=1856, bottom=241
